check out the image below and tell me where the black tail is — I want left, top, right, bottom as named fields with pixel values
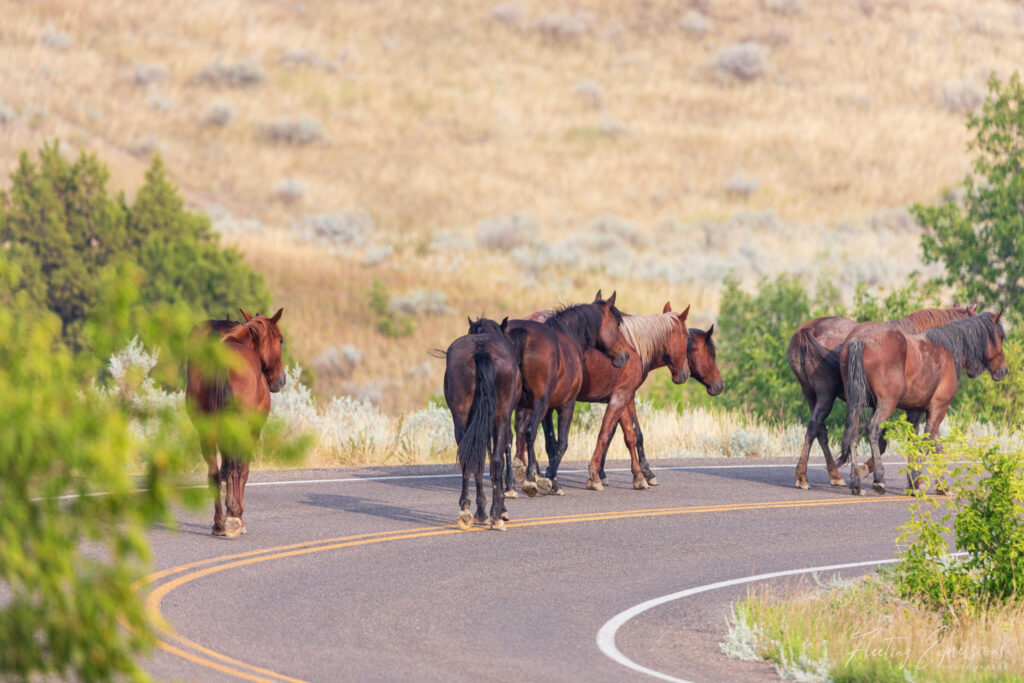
left=508, top=327, right=527, bottom=367
left=800, top=328, right=840, bottom=373
left=456, top=350, right=498, bottom=470
left=428, top=348, right=447, bottom=359
left=839, top=340, right=869, bottom=466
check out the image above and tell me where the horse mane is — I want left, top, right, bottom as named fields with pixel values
left=468, top=317, right=503, bottom=336
left=223, top=317, right=279, bottom=351
left=888, top=306, right=972, bottom=334
left=924, top=313, right=1004, bottom=379
left=620, top=314, right=681, bottom=368
left=547, top=302, right=621, bottom=353
left=688, top=327, right=716, bottom=358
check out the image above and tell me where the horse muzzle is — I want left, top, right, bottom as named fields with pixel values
left=993, top=365, right=1009, bottom=382
left=707, top=379, right=724, bottom=396
left=270, top=375, right=287, bottom=393
left=672, top=369, right=690, bottom=384
left=612, top=352, right=630, bottom=369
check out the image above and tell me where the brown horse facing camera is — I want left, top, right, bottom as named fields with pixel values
left=186, top=308, right=286, bottom=538
left=838, top=311, right=1008, bottom=496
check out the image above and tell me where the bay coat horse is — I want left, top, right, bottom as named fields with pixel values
left=839, top=311, right=1007, bottom=495
left=787, top=305, right=976, bottom=489
left=442, top=325, right=521, bottom=530
left=186, top=308, right=285, bottom=538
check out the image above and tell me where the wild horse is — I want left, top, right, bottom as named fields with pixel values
left=839, top=311, right=1007, bottom=495
left=522, top=302, right=697, bottom=490
left=186, top=309, right=286, bottom=538
left=469, top=291, right=631, bottom=496
left=787, top=305, right=976, bottom=489
left=593, top=304, right=724, bottom=488
left=442, top=323, right=521, bottom=530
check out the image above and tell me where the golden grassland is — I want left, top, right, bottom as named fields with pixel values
left=726, top=575, right=1024, bottom=682
left=4, top=0, right=1024, bottom=410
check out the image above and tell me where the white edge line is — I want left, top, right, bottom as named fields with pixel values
left=595, top=553, right=965, bottom=682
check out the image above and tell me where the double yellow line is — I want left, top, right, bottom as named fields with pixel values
left=139, top=495, right=909, bottom=682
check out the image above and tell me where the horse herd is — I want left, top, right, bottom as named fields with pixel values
left=182, top=297, right=1008, bottom=537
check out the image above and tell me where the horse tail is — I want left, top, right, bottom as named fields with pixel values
left=456, top=349, right=498, bottom=470
left=428, top=348, right=447, bottom=359
left=839, top=340, right=870, bottom=466
left=508, top=327, right=528, bottom=367
left=798, top=328, right=839, bottom=374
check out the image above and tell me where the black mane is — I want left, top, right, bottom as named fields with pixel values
left=688, top=327, right=716, bottom=358
left=547, top=302, right=620, bottom=353
left=924, top=313, right=1004, bottom=378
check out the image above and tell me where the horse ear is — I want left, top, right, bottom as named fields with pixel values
left=706, top=323, right=715, bottom=339
left=995, top=308, right=1004, bottom=325
left=239, top=309, right=253, bottom=322
left=270, top=307, right=283, bottom=324
left=607, top=291, right=616, bottom=306
left=969, top=302, right=980, bottom=315
left=663, top=302, right=672, bottom=313
left=594, top=289, right=603, bottom=302
left=500, top=317, right=509, bottom=332
left=678, top=304, right=691, bottom=326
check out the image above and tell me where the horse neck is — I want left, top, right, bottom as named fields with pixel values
left=888, top=308, right=967, bottom=334
left=622, top=314, right=673, bottom=373
left=547, top=306, right=599, bottom=357
left=923, top=317, right=991, bottom=379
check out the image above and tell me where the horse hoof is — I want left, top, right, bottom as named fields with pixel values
left=586, top=479, right=604, bottom=492
left=211, top=526, right=226, bottom=536
left=513, top=460, right=526, bottom=483
left=457, top=510, right=473, bottom=530
left=223, top=517, right=244, bottom=539
left=474, top=513, right=488, bottom=526
left=490, top=518, right=506, bottom=531
left=795, top=479, right=809, bottom=490
left=600, top=477, right=609, bottom=487
left=500, top=511, right=509, bottom=521
left=829, top=478, right=845, bottom=487
left=873, top=482, right=886, bottom=495
left=505, top=488, right=519, bottom=500
left=523, top=481, right=538, bottom=497
left=633, top=478, right=650, bottom=490
left=552, top=487, right=565, bottom=496
left=646, top=476, right=658, bottom=486
left=536, top=478, right=552, bottom=495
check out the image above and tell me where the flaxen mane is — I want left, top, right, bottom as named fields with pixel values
left=620, top=314, right=681, bottom=368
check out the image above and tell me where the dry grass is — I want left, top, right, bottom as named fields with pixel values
left=725, top=575, right=1024, bottom=681
left=4, top=0, right=1023, bottom=410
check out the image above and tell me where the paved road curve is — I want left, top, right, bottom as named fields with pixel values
left=139, top=456, right=919, bottom=682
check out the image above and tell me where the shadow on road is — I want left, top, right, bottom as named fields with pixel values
left=300, top=492, right=452, bottom=526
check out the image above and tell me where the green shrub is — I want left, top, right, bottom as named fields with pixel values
left=890, top=418, right=1024, bottom=620
left=367, top=278, right=414, bottom=338
left=0, top=141, right=269, bottom=350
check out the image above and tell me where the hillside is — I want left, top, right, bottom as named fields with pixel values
left=3, top=0, right=1022, bottom=411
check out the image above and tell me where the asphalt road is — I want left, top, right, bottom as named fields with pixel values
left=139, top=456, right=920, bottom=682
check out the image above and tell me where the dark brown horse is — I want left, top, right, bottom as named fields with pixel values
left=787, top=305, right=976, bottom=489
left=839, top=311, right=1007, bottom=496
left=470, top=292, right=631, bottom=496
left=442, top=322, right=521, bottom=530
left=186, top=308, right=286, bottom=538
left=595, top=310, right=724, bottom=487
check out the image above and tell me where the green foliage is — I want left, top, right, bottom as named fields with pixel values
left=367, top=278, right=414, bottom=338
left=912, top=72, right=1024, bottom=325
left=0, top=273, right=194, bottom=681
left=0, top=142, right=269, bottom=350
left=891, top=418, right=1024, bottom=621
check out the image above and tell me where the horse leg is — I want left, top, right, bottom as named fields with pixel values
left=496, top=418, right=513, bottom=523
left=813, top=395, right=845, bottom=487
left=503, top=430, right=517, bottom=499
left=629, top=403, right=657, bottom=485
left=794, top=389, right=819, bottom=489
left=473, top=455, right=488, bottom=526
left=545, top=402, right=576, bottom=495
left=865, top=401, right=896, bottom=495
left=221, top=456, right=246, bottom=539
left=202, top=439, right=226, bottom=535
left=619, top=414, right=647, bottom=490
left=521, top=402, right=546, bottom=497
left=915, top=408, right=947, bottom=493
left=597, top=418, right=616, bottom=487
left=457, top=463, right=473, bottom=530
left=511, top=407, right=527, bottom=484
left=588, top=396, right=631, bottom=491
left=489, top=416, right=508, bottom=529
left=534, top=414, right=558, bottom=494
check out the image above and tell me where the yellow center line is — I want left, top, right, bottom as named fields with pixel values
left=143, top=495, right=911, bottom=682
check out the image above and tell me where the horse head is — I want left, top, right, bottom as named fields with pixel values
left=689, top=324, right=724, bottom=396
left=980, top=309, right=1009, bottom=382
left=661, top=302, right=691, bottom=384
left=468, top=316, right=505, bottom=337
left=593, top=290, right=630, bottom=369
left=237, top=307, right=287, bottom=392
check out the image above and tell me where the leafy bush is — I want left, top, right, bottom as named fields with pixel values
left=890, top=418, right=1024, bottom=619
left=367, top=279, right=414, bottom=338
left=0, top=142, right=269, bottom=350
